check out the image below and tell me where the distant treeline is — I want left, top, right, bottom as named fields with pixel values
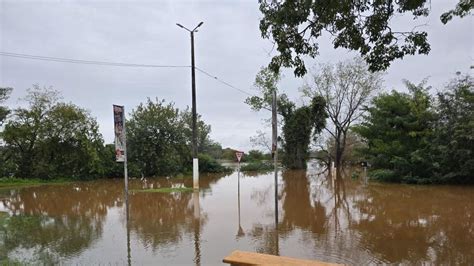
left=0, top=86, right=240, bottom=180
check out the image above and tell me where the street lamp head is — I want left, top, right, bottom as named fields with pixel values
left=193, top=21, right=204, bottom=32
left=176, top=23, right=184, bottom=29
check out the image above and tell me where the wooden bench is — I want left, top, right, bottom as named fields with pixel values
left=223, top=250, right=343, bottom=266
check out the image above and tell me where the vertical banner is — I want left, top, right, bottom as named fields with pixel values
left=113, top=105, right=126, bottom=162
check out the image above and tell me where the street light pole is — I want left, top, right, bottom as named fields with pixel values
left=177, top=22, right=203, bottom=190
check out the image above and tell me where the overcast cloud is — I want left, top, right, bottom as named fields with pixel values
left=1, top=0, right=472, bottom=151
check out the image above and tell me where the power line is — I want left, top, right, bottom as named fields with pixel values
left=195, top=67, right=254, bottom=97
left=1, top=51, right=257, bottom=97
left=0, top=52, right=190, bottom=68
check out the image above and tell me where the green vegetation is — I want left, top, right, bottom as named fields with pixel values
left=1, top=86, right=105, bottom=180
left=0, top=177, right=71, bottom=188
left=131, top=187, right=194, bottom=193
left=0, top=86, right=231, bottom=181
left=259, top=0, right=472, bottom=75
left=302, top=58, right=381, bottom=174
left=354, top=75, right=473, bottom=184
left=246, top=67, right=327, bottom=169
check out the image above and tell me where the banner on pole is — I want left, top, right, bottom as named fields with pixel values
left=113, top=105, right=126, bottom=162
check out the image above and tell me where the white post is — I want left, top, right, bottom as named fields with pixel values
left=193, top=158, right=199, bottom=190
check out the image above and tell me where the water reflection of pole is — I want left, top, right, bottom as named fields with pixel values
left=236, top=169, right=245, bottom=238
left=193, top=191, right=201, bottom=266
left=126, top=193, right=131, bottom=266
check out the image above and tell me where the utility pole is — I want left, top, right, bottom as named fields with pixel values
left=177, top=22, right=204, bottom=190
left=272, top=90, right=278, bottom=227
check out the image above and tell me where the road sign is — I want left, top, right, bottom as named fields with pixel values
left=235, top=151, right=244, bottom=162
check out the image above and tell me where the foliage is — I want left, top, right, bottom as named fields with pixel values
left=0, top=87, right=13, bottom=126
left=303, top=58, right=381, bottom=172
left=354, top=82, right=436, bottom=183
left=127, top=98, right=228, bottom=177
left=258, top=0, right=472, bottom=76
left=1, top=86, right=105, bottom=180
left=126, top=98, right=190, bottom=177
left=246, top=67, right=327, bottom=169
left=282, top=96, right=327, bottom=169
left=198, top=153, right=231, bottom=173
left=430, top=75, right=473, bottom=183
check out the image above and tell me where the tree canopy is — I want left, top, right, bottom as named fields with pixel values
left=1, top=86, right=105, bottom=179
left=246, top=67, right=327, bottom=169
left=259, top=0, right=473, bottom=76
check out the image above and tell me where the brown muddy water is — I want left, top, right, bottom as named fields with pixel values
left=0, top=162, right=473, bottom=265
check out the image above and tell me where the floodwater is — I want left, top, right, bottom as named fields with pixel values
left=1, top=162, right=473, bottom=265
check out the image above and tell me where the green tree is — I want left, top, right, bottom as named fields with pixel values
left=258, top=0, right=473, bottom=76
left=0, top=87, right=13, bottom=126
left=2, top=86, right=105, bottom=179
left=431, top=75, right=473, bottom=183
left=127, top=98, right=190, bottom=177
left=354, top=81, right=435, bottom=183
left=282, top=96, right=326, bottom=169
left=246, top=67, right=327, bottom=169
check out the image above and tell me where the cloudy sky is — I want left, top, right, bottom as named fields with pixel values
left=1, top=0, right=472, bottom=151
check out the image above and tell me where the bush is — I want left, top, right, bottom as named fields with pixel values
left=369, top=169, right=397, bottom=182
left=198, top=154, right=231, bottom=173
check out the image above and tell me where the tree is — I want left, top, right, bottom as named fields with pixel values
left=127, top=98, right=190, bottom=177
left=0, top=87, right=13, bottom=126
left=2, top=85, right=105, bottom=179
left=431, top=75, right=473, bottom=183
left=246, top=67, right=327, bottom=169
left=282, top=96, right=326, bottom=169
left=353, top=81, right=435, bottom=183
left=259, top=0, right=473, bottom=76
left=303, top=58, right=381, bottom=175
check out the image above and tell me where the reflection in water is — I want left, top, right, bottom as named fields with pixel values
left=0, top=168, right=472, bottom=264
left=236, top=170, right=245, bottom=239
left=125, top=192, right=131, bottom=266
left=0, top=181, right=122, bottom=263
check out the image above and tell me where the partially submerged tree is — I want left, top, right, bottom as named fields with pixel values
left=303, top=58, right=381, bottom=175
left=259, top=0, right=473, bottom=76
left=246, top=67, right=327, bottom=169
left=353, top=81, right=435, bottom=183
left=431, top=75, right=473, bottom=183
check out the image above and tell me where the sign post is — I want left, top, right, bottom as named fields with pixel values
left=113, top=105, right=128, bottom=195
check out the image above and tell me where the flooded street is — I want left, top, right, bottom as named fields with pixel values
left=1, top=162, right=473, bottom=265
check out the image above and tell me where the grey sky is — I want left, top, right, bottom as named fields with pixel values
left=1, top=0, right=472, bottom=151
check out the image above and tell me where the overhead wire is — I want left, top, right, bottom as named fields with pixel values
left=1, top=51, right=258, bottom=98
left=0, top=52, right=190, bottom=68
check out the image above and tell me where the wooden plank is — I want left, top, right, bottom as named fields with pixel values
left=223, top=250, right=343, bottom=266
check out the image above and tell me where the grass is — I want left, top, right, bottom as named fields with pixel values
left=131, top=187, right=194, bottom=193
left=0, top=177, right=72, bottom=188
